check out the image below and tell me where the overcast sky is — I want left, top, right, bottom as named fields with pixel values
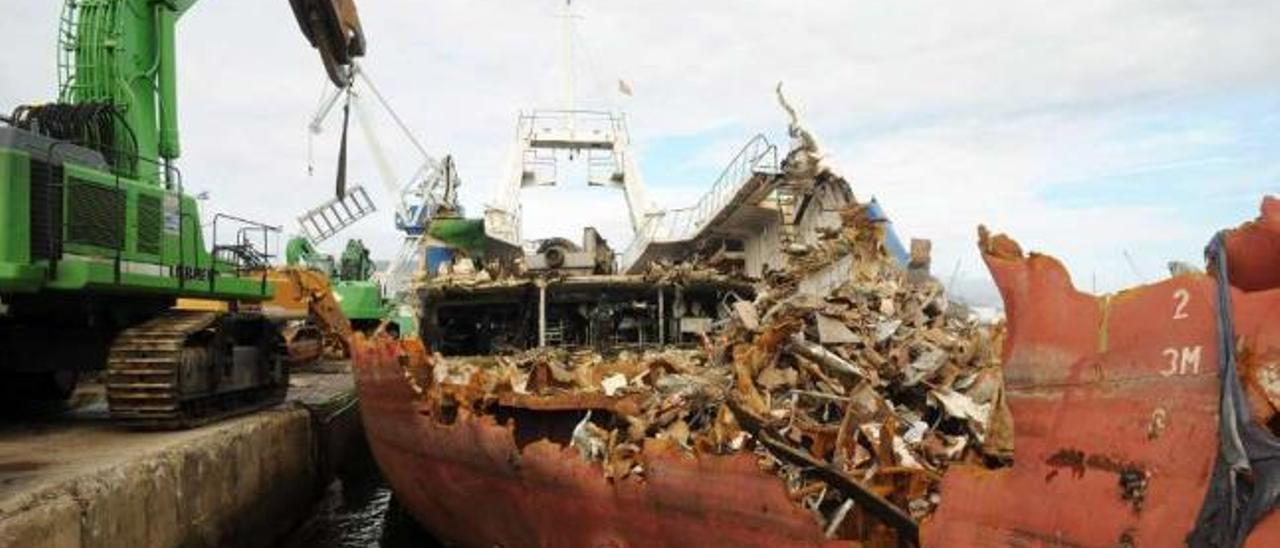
left=3, top=1, right=1278, bottom=305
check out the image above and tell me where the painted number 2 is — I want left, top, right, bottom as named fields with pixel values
left=1160, top=289, right=1199, bottom=376
left=1173, top=288, right=1191, bottom=320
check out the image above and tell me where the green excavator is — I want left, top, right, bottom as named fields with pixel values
left=0, top=0, right=366, bottom=427
left=287, top=236, right=388, bottom=334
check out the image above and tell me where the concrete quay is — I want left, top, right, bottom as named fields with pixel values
left=0, top=370, right=362, bottom=548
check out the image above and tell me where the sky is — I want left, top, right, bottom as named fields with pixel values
left=2, top=0, right=1278, bottom=306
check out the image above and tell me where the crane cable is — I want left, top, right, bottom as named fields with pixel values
left=333, top=86, right=353, bottom=198
left=305, top=63, right=441, bottom=212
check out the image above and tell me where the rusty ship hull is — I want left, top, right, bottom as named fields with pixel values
left=928, top=196, right=1280, bottom=546
left=352, top=192, right=1280, bottom=546
left=352, top=338, right=853, bottom=547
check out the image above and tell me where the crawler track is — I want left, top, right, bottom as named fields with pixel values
left=106, top=310, right=288, bottom=429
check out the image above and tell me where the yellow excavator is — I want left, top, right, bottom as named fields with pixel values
left=262, top=266, right=355, bottom=364
left=179, top=264, right=354, bottom=368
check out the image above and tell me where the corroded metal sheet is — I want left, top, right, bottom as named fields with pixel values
left=1224, top=196, right=1280, bottom=293
left=351, top=338, right=855, bottom=547
left=927, top=197, right=1280, bottom=546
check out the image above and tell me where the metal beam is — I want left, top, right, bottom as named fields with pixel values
left=657, top=286, right=665, bottom=345
left=538, top=282, right=547, bottom=348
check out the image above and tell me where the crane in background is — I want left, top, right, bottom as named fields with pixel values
left=300, top=62, right=464, bottom=337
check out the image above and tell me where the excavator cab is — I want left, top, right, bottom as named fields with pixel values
left=290, top=0, right=368, bottom=87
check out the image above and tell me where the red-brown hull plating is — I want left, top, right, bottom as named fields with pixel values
left=351, top=339, right=853, bottom=547
left=928, top=196, right=1280, bottom=546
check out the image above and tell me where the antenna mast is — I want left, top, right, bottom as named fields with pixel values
left=561, top=0, right=577, bottom=113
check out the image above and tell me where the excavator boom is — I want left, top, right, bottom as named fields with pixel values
left=37, top=0, right=366, bottom=185
left=262, top=268, right=356, bottom=360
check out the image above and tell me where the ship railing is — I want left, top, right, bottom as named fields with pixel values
left=682, top=134, right=780, bottom=235
left=619, top=134, right=779, bottom=271
left=517, top=109, right=627, bottom=148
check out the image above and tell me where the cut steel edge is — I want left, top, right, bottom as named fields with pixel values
left=1224, top=195, right=1280, bottom=293
left=350, top=334, right=871, bottom=547
left=926, top=195, right=1280, bottom=547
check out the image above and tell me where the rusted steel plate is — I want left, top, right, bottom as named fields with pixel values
left=1225, top=196, right=1280, bottom=293
left=927, top=197, right=1280, bottom=546
left=495, top=391, right=645, bottom=413
left=352, top=338, right=854, bottom=547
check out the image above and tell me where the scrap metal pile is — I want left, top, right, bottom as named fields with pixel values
left=711, top=199, right=1014, bottom=537
left=413, top=186, right=1009, bottom=541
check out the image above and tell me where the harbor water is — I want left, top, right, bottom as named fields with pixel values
left=279, top=458, right=441, bottom=548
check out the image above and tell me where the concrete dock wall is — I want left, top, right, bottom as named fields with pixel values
left=0, top=408, right=322, bottom=548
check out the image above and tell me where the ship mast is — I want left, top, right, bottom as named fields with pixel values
left=561, top=0, right=576, bottom=114
left=485, top=0, right=656, bottom=245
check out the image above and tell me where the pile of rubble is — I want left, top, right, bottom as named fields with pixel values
left=420, top=194, right=1008, bottom=541
left=712, top=198, right=1013, bottom=537
left=413, top=95, right=1010, bottom=540
left=642, top=258, right=745, bottom=285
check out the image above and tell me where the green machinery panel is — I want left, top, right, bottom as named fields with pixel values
left=0, top=147, right=272, bottom=301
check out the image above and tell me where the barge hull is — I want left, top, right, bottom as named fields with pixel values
left=928, top=196, right=1280, bottom=546
left=352, top=339, right=855, bottom=547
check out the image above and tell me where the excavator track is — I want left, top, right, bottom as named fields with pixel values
left=106, top=310, right=288, bottom=430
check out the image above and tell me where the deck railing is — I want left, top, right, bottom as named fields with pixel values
left=619, top=134, right=779, bottom=271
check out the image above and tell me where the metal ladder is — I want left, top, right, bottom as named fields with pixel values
left=544, top=320, right=565, bottom=347
left=297, top=186, right=376, bottom=244
left=776, top=185, right=803, bottom=244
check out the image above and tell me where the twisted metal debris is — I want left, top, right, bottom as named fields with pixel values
left=407, top=136, right=1010, bottom=543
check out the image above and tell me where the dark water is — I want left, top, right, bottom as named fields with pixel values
left=279, top=454, right=441, bottom=548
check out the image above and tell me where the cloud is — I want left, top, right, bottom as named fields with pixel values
left=842, top=104, right=1266, bottom=299
left=2, top=0, right=1277, bottom=304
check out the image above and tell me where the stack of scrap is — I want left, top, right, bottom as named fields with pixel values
left=416, top=102, right=1008, bottom=540
left=642, top=258, right=744, bottom=285
left=714, top=196, right=1012, bottom=539
left=421, top=191, right=1008, bottom=541
left=429, top=252, right=494, bottom=286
